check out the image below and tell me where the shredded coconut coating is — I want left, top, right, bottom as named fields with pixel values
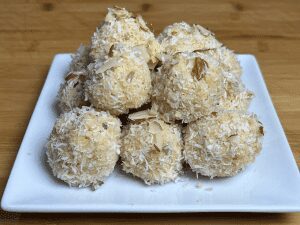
left=121, top=117, right=183, bottom=185
left=158, top=23, right=242, bottom=78
left=69, top=44, right=91, bottom=73
left=184, top=111, right=264, bottom=178
left=85, top=45, right=152, bottom=116
left=156, top=22, right=250, bottom=114
left=46, top=107, right=121, bottom=189
left=211, top=50, right=251, bottom=111
left=57, top=45, right=91, bottom=113
left=219, top=73, right=254, bottom=111
left=157, top=22, right=222, bottom=56
left=57, top=72, right=89, bottom=112
left=204, top=47, right=242, bottom=78
left=152, top=52, right=225, bottom=123
left=90, top=7, right=161, bottom=65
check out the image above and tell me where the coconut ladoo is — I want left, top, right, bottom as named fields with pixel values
left=57, top=45, right=91, bottom=112
left=69, top=44, right=91, bottom=74
left=152, top=51, right=225, bottom=123
left=156, top=22, right=252, bottom=114
left=85, top=45, right=152, bottom=116
left=121, top=111, right=183, bottom=184
left=184, top=111, right=264, bottom=178
left=46, top=107, right=121, bottom=189
left=157, top=22, right=241, bottom=78
left=57, top=72, right=89, bottom=112
left=90, top=7, right=161, bottom=66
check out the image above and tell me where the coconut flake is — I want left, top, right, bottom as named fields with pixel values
left=120, top=118, right=183, bottom=185
left=46, top=107, right=121, bottom=189
left=183, top=111, right=264, bottom=178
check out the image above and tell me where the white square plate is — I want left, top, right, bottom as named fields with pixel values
left=2, top=54, right=300, bottom=213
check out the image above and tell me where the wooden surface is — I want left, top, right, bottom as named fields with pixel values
left=0, top=0, right=299, bottom=224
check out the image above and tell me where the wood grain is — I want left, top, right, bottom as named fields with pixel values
left=0, top=0, right=299, bottom=224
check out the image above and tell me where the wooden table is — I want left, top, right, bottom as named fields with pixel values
left=0, top=0, right=299, bottom=224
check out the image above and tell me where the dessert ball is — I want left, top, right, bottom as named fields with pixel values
left=46, top=107, right=121, bottom=189
left=85, top=45, right=152, bottom=116
left=184, top=111, right=264, bottom=178
left=90, top=7, right=161, bottom=65
left=121, top=115, right=183, bottom=184
left=156, top=22, right=248, bottom=114
left=157, top=22, right=222, bottom=56
left=57, top=72, right=89, bottom=112
left=158, top=23, right=242, bottom=78
left=57, top=44, right=91, bottom=113
left=69, top=44, right=91, bottom=73
left=152, top=51, right=225, bottom=123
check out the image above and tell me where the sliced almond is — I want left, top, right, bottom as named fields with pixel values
left=128, top=110, right=157, bottom=121
left=153, top=134, right=163, bottom=150
left=65, top=73, right=77, bottom=81
left=108, top=45, right=114, bottom=57
left=136, top=15, right=149, bottom=32
left=228, top=134, right=238, bottom=138
left=113, top=5, right=123, bottom=10
left=191, top=57, right=209, bottom=81
left=211, top=112, right=217, bottom=116
left=193, top=48, right=216, bottom=53
left=153, top=144, right=161, bottom=152
left=96, top=58, right=120, bottom=74
left=149, top=120, right=163, bottom=134
left=259, top=126, right=264, bottom=135
left=195, top=25, right=211, bottom=36
left=126, top=71, right=135, bottom=83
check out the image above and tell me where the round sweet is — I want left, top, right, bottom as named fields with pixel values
left=85, top=45, right=152, bottom=116
left=57, top=72, right=89, bottom=112
left=69, top=44, right=91, bottom=73
left=152, top=51, right=225, bottom=123
left=156, top=22, right=249, bottom=114
left=57, top=44, right=91, bottom=113
left=158, top=23, right=242, bottom=78
left=90, top=7, right=161, bottom=65
left=121, top=116, right=183, bottom=185
left=184, top=111, right=264, bottom=178
left=46, top=107, right=121, bottom=189
left=157, top=22, right=222, bottom=56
